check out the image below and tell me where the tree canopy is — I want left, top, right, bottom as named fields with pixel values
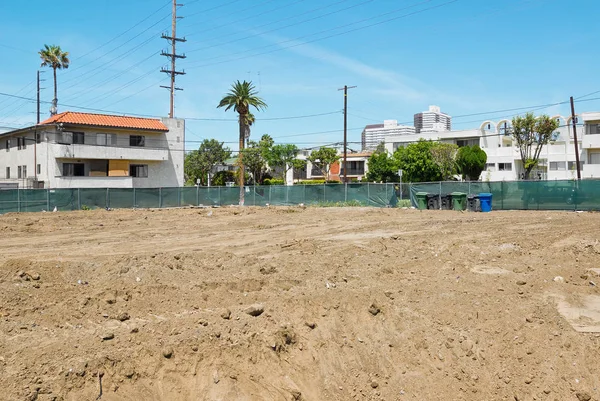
left=456, top=145, right=487, bottom=181
left=365, top=150, right=399, bottom=183
left=510, top=113, right=560, bottom=179
left=393, top=140, right=443, bottom=183
left=184, top=139, right=231, bottom=186
left=307, top=147, right=340, bottom=181
left=240, top=134, right=273, bottom=184
left=265, top=144, right=305, bottom=181
left=430, top=143, right=458, bottom=181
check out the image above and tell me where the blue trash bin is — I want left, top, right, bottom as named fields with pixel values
left=479, top=193, right=492, bottom=212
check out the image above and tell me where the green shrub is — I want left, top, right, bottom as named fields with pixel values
left=263, top=178, right=285, bottom=186
left=313, top=200, right=365, bottom=207
left=296, top=180, right=341, bottom=185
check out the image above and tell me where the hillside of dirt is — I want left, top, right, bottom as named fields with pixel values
left=1, top=206, right=600, bottom=401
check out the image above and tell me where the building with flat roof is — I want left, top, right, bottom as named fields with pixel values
left=0, top=111, right=184, bottom=188
left=361, top=120, right=415, bottom=150
left=414, top=105, right=452, bottom=133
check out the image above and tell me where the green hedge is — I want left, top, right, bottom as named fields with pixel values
left=295, top=180, right=341, bottom=185
left=263, top=178, right=285, bottom=185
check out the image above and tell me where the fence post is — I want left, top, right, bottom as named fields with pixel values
left=77, top=188, right=81, bottom=210
left=501, top=181, right=505, bottom=210
left=269, top=185, right=272, bottom=205
left=159, top=187, right=162, bottom=208
left=323, top=183, right=326, bottom=204
left=46, top=189, right=50, bottom=211
left=196, top=185, right=199, bottom=206
left=367, top=182, right=370, bottom=206
left=218, top=186, right=221, bottom=206
left=106, top=188, right=110, bottom=209
left=286, top=184, right=289, bottom=205
left=17, top=188, right=21, bottom=212
left=345, top=183, right=348, bottom=202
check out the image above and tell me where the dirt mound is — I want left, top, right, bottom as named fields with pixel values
left=1, top=207, right=600, bottom=400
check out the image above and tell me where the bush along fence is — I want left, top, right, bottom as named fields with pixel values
left=0, top=180, right=597, bottom=214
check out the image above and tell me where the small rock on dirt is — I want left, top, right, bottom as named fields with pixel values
left=245, top=304, right=265, bottom=317
left=305, top=322, right=316, bottom=329
left=370, top=380, right=379, bottom=388
left=162, top=347, right=174, bottom=359
left=516, top=280, right=527, bottom=286
left=101, top=332, right=114, bottom=341
left=368, top=304, right=381, bottom=316
left=220, top=309, right=231, bottom=320
left=116, top=312, right=130, bottom=322
left=576, top=392, right=592, bottom=401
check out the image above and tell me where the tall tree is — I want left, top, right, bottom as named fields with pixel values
left=430, top=142, right=458, bottom=181
left=307, top=147, right=340, bottom=181
left=456, top=145, right=487, bottom=181
left=184, top=139, right=231, bottom=186
left=393, top=140, right=443, bottom=183
left=265, top=144, right=304, bottom=182
left=365, top=149, right=399, bottom=183
left=39, top=44, right=70, bottom=115
left=510, top=113, right=560, bottom=179
left=217, top=81, right=267, bottom=205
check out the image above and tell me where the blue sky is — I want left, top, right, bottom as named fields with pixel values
left=0, top=0, right=598, bottom=151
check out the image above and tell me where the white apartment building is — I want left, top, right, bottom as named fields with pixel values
left=414, top=105, right=452, bottom=133
left=382, top=111, right=600, bottom=181
left=361, top=120, right=415, bottom=151
left=0, top=111, right=184, bottom=188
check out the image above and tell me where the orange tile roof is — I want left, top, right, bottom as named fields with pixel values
left=39, top=111, right=168, bottom=131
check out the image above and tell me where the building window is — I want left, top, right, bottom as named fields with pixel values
left=96, top=133, right=117, bottom=146
left=5, top=167, right=9, bottom=179
left=587, top=124, right=600, bottom=135
left=57, top=132, right=73, bottom=145
left=17, top=137, right=26, bottom=150
left=63, top=163, right=85, bottom=177
left=37, top=164, right=41, bottom=175
left=589, top=153, right=600, bottom=165
left=498, top=163, right=512, bottom=171
left=5, top=139, right=9, bottom=152
left=129, top=164, right=148, bottom=178
left=36, top=132, right=41, bottom=144
left=17, top=166, right=21, bottom=179
left=130, top=135, right=145, bottom=147
left=341, top=161, right=365, bottom=175
left=485, top=163, right=496, bottom=171
left=549, top=161, right=566, bottom=171
left=568, top=161, right=584, bottom=170
left=73, top=132, right=85, bottom=144
left=22, top=165, right=27, bottom=178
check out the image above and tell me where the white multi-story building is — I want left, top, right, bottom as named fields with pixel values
left=0, top=111, right=185, bottom=188
left=361, top=120, right=415, bottom=150
left=382, top=111, right=600, bottom=181
left=414, top=105, right=452, bottom=133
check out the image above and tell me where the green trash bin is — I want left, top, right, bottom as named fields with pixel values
left=451, top=192, right=467, bottom=211
left=415, top=192, right=428, bottom=210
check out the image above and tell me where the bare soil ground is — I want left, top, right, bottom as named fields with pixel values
left=1, top=207, right=600, bottom=401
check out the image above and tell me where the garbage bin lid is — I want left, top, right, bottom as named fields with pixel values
left=451, top=192, right=465, bottom=195
left=478, top=192, right=492, bottom=196
left=416, top=192, right=428, bottom=195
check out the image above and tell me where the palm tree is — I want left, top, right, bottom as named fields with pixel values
left=217, top=81, right=267, bottom=205
left=39, top=44, right=70, bottom=115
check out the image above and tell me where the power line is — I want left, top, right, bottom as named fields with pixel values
left=185, top=0, right=446, bottom=69
left=186, top=0, right=374, bottom=54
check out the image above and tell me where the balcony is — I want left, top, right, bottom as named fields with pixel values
left=52, top=176, right=133, bottom=188
left=582, top=134, right=600, bottom=149
left=582, top=164, right=600, bottom=178
left=50, top=143, right=169, bottom=161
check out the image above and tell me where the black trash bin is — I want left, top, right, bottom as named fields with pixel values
left=440, top=194, right=452, bottom=210
left=426, top=194, right=440, bottom=210
left=467, top=194, right=480, bottom=212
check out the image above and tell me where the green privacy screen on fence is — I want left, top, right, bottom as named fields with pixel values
left=0, top=180, right=598, bottom=214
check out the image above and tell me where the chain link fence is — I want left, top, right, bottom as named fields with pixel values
left=1, top=180, right=597, bottom=214
left=0, top=183, right=408, bottom=214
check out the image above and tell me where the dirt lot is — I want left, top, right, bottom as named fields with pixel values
left=1, top=206, right=600, bottom=401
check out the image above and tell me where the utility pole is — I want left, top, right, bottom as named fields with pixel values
left=338, top=85, right=356, bottom=183
left=161, top=0, right=186, bottom=118
left=35, top=70, right=45, bottom=185
left=37, top=70, right=41, bottom=124
left=570, top=96, right=582, bottom=180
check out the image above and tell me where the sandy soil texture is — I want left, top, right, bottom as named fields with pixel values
left=1, top=206, right=600, bottom=401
